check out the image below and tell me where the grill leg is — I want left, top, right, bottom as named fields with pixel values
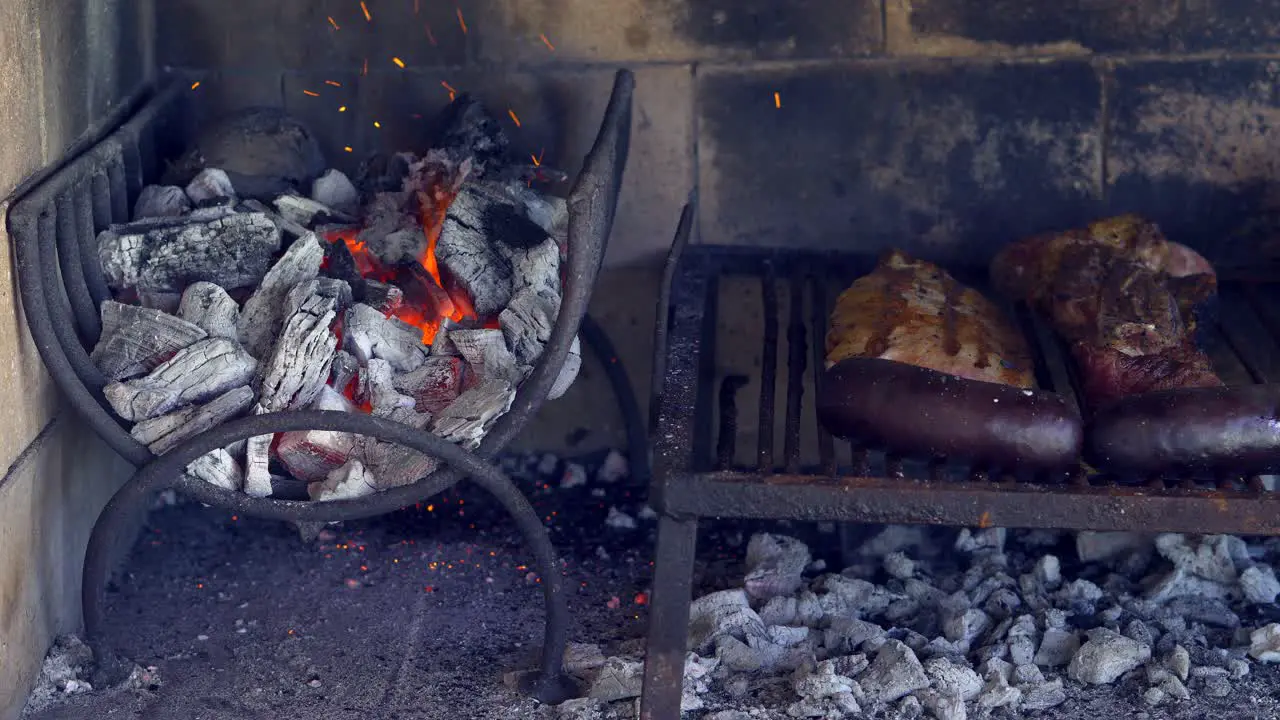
left=640, top=515, right=698, bottom=720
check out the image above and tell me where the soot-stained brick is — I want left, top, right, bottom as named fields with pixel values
left=888, top=0, right=1180, bottom=54
left=1106, top=60, right=1280, bottom=271
left=698, top=61, right=1102, bottom=265
left=677, top=0, right=883, bottom=59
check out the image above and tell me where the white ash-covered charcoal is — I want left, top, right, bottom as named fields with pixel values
left=329, top=350, right=360, bottom=393
left=342, top=303, right=429, bottom=372
left=103, top=338, right=258, bottom=422
left=244, top=431, right=273, bottom=498
left=98, top=211, right=281, bottom=292
left=308, top=459, right=378, bottom=502
left=312, top=384, right=356, bottom=412
left=363, top=280, right=404, bottom=314
left=185, top=168, right=236, bottom=205
left=435, top=184, right=516, bottom=315
left=256, top=294, right=338, bottom=413
left=356, top=152, right=416, bottom=194
left=429, top=377, right=515, bottom=449
left=130, top=385, right=255, bottom=454
left=548, top=335, right=582, bottom=401
left=361, top=432, right=439, bottom=489
left=239, top=198, right=309, bottom=238
left=91, top=301, right=208, bottom=381
left=355, top=191, right=416, bottom=258
left=273, top=193, right=355, bottom=228
left=185, top=449, right=243, bottom=492
left=283, top=278, right=352, bottom=319
left=500, top=286, right=559, bottom=366
left=449, top=328, right=520, bottom=383
left=133, top=185, right=191, bottom=219
left=360, top=359, right=416, bottom=416
left=393, top=356, right=465, bottom=415
left=425, top=95, right=510, bottom=177
left=504, top=235, right=561, bottom=297
left=430, top=323, right=459, bottom=356
left=275, top=387, right=360, bottom=482
left=396, top=261, right=458, bottom=320
left=237, top=232, right=325, bottom=358
left=310, top=169, right=359, bottom=216
left=178, top=282, right=240, bottom=339
left=371, top=229, right=428, bottom=267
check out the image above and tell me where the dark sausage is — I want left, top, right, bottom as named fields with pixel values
left=818, top=358, right=1083, bottom=470
left=1086, top=385, right=1280, bottom=475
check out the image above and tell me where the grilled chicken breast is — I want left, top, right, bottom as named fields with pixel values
left=826, top=250, right=1036, bottom=388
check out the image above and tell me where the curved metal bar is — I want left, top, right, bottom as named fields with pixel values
left=39, top=200, right=109, bottom=390
left=56, top=186, right=102, bottom=344
left=82, top=170, right=114, bottom=304
left=579, top=312, right=649, bottom=486
left=83, top=410, right=571, bottom=702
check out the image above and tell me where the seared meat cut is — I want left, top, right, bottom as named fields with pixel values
left=990, top=214, right=1220, bottom=408
left=827, top=250, right=1035, bottom=388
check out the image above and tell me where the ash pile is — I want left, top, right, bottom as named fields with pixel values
left=561, top=528, right=1280, bottom=719
left=91, top=100, right=580, bottom=501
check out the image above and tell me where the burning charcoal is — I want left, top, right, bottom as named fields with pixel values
left=172, top=108, right=326, bottom=199
left=356, top=191, right=415, bottom=253
left=130, top=385, right=255, bottom=454
left=361, top=359, right=416, bottom=416
left=185, top=449, right=243, bottom=492
left=449, top=328, right=519, bottom=383
left=371, top=229, right=427, bottom=266
left=430, top=323, right=459, bottom=356
left=178, top=282, right=240, bottom=339
left=392, top=356, right=465, bottom=415
left=396, top=261, right=458, bottom=320
left=284, top=278, right=352, bottom=318
left=744, top=534, right=810, bottom=600
left=103, top=338, right=258, bottom=421
left=361, top=436, right=439, bottom=489
left=273, top=193, right=354, bottom=229
left=435, top=184, right=521, bottom=315
left=500, top=286, right=558, bottom=366
left=506, top=235, right=561, bottom=297
left=239, top=198, right=309, bottom=238
left=356, top=152, right=416, bottom=194
left=238, top=232, right=325, bottom=358
left=429, top=377, right=515, bottom=448
left=342, top=303, right=429, bottom=372
left=363, top=280, right=403, bottom=314
left=97, top=211, right=281, bottom=292
left=312, top=385, right=356, bottom=412
left=429, top=95, right=510, bottom=177
left=256, top=294, right=338, bottom=412
left=244, top=432, right=273, bottom=498
left=547, top=335, right=582, bottom=401
left=185, top=168, right=236, bottom=205
left=310, top=169, right=359, bottom=216
left=329, top=350, right=359, bottom=393
left=91, top=301, right=208, bottom=380
left=133, top=185, right=190, bottom=219
left=278, top=429, right=361, bottom=483
left=308, top=459, right=378, bottom=502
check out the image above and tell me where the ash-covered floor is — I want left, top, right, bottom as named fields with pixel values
left=23, top=452, right=1280, bottom=720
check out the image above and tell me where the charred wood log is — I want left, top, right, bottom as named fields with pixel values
left=98, top=211, right=281, bottom=292
left=104, top=338, right=258, bottom=421
left=131, top=385, right=255, bottom=454
left=91, top=301, right=208, bottom=381
left=363, top=280, right=404, bottom=314
left=178, top=282, right=241, bottom=339
left=256, top=294, right=338, bottom=412
left=284, top=278, right=352, bottom=319
left=278, top=429, right=361, bottom=483
left=360, top=359, right=417, bottom=416
left=238, top=232, right=325, bottom=358
left=239, top=198, right=309, bottom=238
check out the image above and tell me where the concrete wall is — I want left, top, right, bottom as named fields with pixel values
left=0, top=2, right=152, bottom=717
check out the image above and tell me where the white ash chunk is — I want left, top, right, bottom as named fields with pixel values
left=860, top=640, right=929, bottom=705
left=823, top=617, right=885, bottom=654
left=449, top=328, right=520, bottom=383
left=1033, top=628, right=1080, bottom=668
left=1242, top=565, right=1280, bottom=604
left=430, top=323, right=459, bottom=356
left=1067, top=628, right=1151, bottom=684
left=310, top=169, right=359, bottom=216
left=360, top=436, right=440, bottom=489
left=130, top=385, right=255, bottom=454
left=605, top=507, right=637, bottom=530
left=562, top=642, right=607, bottom=677
left=243, top=432, right=273, bottom=498
left=392, top=356, right=465, bottom=414
left=956, top=527, right=1005, bottom=554
left=284, top=278, right=352, bottom=319
left=744, top=533, right=811, bottom=600
left=1250, top=623, right=1280, bottom=662
left=98, top=211, right=281, bottom=292
left=428, top=378, right=514, bottom=449
left=308, top=459, right=378, bottom=501
left=436, top=183, right=524, bottom=315
left=240, top=198, right=309, bottom=238
left=91, top=301, right=208, bottom=380
left=688, top=589, right=766, bottom=653
left=178, top=282, right=240, bottom=339
left=811, top=574, right=901, bottom=620
left=104, top=338, right=257, bottom=421
left=360, top=359, right=417, bottom=416
left=185, top=168, right=236, bottom=204
left=923, top=657, right=982, bottom=701
left=547, top=335, right=582, bottom=401
left=185, top=449, right=243, bottom=492
left=915, top=690, right=964, bottom=720
left=256, top=294, right=338, bottom=412
left=133, top=185, right=191, bottom=219
left=238, top=232, right=325, bottom=358
left=587, top=657, right=643, bottom=702
left=506, top=235, right=561, bottom=296
left=273, top=193, right=354, bottom=228
left=500, top=286, right=559, bottom=366
left=342, top=304, right=428, bottom=372
left=1155, top=533, right=1246, bottom=584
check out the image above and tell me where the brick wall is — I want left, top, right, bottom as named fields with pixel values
left=161, top=0, right=1280, bottom=269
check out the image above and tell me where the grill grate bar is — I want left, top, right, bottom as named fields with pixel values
left=811, top=271, right=836, bottom=475
left=783, top=271, right=807, bottom=473
left=757, top=264, right=779, bottom=471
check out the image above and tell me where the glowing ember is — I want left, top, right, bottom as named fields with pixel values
left=540, top=33, right=556, bottom=51
left=360, top=1, right=372, bottom=22
left=774, top=91, right=782, bottom=109
left=325, top=79, right=342, bottom=87
left=190, top=81, right=201, bottom=90
left=303, top=90, right=320, bottom=97
left=392, top=57, right=406, bottom=69
left=328, top=15, right=340, bottom=30
left=507, top=109, right=522, bottom=127
left=456, top=7, right=468, bottom=34
left=425, top=23, right=437, bottom=45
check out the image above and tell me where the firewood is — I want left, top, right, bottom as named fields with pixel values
left=448, top=328, right=520, bottom=383
left=97, top=211, right=281, bottom=292
left=393, top=356, right=465, bottom=415
left=185, top=449, right=243, bottom=492
left=133, top=185, right=191, bottom=219
left=244, top=430, right=273, bottom=498
left=237, top=232, right=325, bottom=358
left=185, top=168, right=236, bottom=205
left=131, top=385, right=255, bottom=454
left=178, top=282, right=240, bottom=339
left=91, top=301, right=208, bottom=381
left=308, top=459, right=378, bottom=502
left=103, top=338, right=258, bottom=421
left=342, top=303, right=429, bottom=372
left=430, top=377, right=515, bottom=449
left=256, top=294, right=338, bottom=412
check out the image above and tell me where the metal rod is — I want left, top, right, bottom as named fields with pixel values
left=811, top=273, right=835, bottom=476
left=716, top=375, right=748, bottom=470
left=56, top=187, right=101, bottom=344
left=639, top=515, right=699, bottom=720
left=757, top=264, right=778, bottom=471
left=783, top=271, right=807, bottom=473
left=77, top=175, right=112, bottom=307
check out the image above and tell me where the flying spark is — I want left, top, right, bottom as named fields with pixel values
left=190, top=81, right=201, bottom=90
left=360, top=1, right=372, bottom=21
left=325, top=79, right=342, bottom=87
left=373, top=121, right=382, bottom=128
left=456, top=7, right=468, bottom=34
left=303, top=90, right=320, bottom=97
left=774, top=91, right=781, bottom=109
left=424, top=23, right=437, bottom=45
left=343, top=146, right=354, bottom=152
left=328, top=15, right=340, bottom=30
left=539, top=33, right=555, bottom=51
left=362, top=58, right=369, bottom=76
left=392, top=56, right=406, bottom=68
left=507, top=109, right=521, bottom=127
left=339, top=105, right=347, bottom=112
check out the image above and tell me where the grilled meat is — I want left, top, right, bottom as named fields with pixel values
left=826, top=250, right=1035, bottom=388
